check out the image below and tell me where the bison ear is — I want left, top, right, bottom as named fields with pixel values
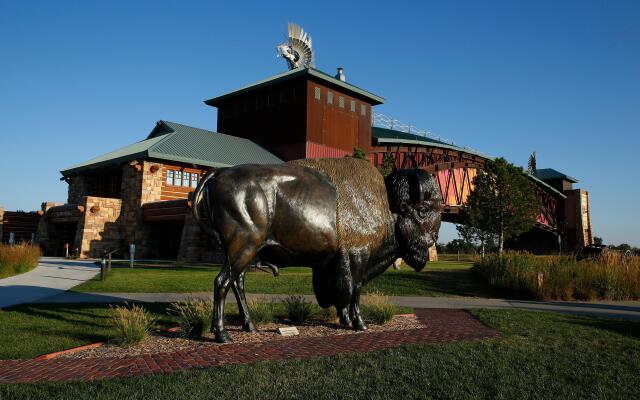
left=385, top=170, right=412, bottom=214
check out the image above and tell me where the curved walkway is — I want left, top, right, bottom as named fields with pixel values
left=0, top=257, right=99, bottom=308
left=41, top=291, right=640, bottom=321
left=0, top=309, right=500, bottom=383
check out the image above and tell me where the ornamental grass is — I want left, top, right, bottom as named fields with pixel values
left=169, top=298, right=213, bottom=338
left=247, top=299, right=275, bottom=326
left=0, top=243, right=41, bottom=279
left=108, top=303, right=156, bottom=346
left=283, top=295, right=314, bottom=323
left=474, top=251, right=640, bottom=301
left=361, top=291, right=401, bottom=324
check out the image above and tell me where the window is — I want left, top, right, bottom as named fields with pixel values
left=361, top=104, right=366, bottom=116
left=314, top=86, right=321, bottom=100
left=191, top=173, right=199, bottom=188
left=350, top=100, right=355, bottom=112
left=175, top=170, right=182, bottom=186
left=166, top=169, right=174, bottom=185
left=327, top=92, right=333, bottom=104
left=183, top=172, right=191, bottom=187
left=338, top=96, right=345, bottom=108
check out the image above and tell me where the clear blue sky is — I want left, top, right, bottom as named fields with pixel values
left=0, top=1, right=638, bottom=246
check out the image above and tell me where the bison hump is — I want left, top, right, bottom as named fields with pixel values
left=289, top=158, right=394, bottom=250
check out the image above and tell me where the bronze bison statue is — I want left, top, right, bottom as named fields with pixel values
left=192, top=157, right=442, bottom=343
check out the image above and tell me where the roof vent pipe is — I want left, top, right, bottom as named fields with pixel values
left=335, top=67, right=346, bottom=82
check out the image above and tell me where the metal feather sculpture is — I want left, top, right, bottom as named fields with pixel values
left=276, top=23, right=314, bottom=70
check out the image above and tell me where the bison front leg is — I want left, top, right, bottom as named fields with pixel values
left=349, top=285, right=367, bottom=331
left=337, top=307, right=351, bottom=327
left=231, top=269, right=256, bottom=332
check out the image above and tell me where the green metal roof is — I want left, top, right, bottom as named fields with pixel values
left=204, top=67, right=385, bottom=106
left=61, top=120, right=283, bottom=176
left=527, top=173, right=567, bottom=198
left=534, top=168, right=578, bottom=183
left=372, top=127, right=491, bottom=159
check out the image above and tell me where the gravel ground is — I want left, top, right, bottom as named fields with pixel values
left=59, top=315, right=424, bottom=359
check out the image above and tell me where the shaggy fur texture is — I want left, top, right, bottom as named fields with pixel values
left=290, top=158, right=395, bottom=253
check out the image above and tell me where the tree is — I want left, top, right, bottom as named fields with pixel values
left=351, top=147, right=368, bottom=160
left=377, top=153, right=396, bottom=177
left=461, top=157, right=539, bottom=253
left=456, top=224, right=497, bottom=257
left=593, top=236, right=603, bottom=246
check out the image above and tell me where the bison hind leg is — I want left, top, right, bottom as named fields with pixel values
left=231, top=269, right=257, bottom=333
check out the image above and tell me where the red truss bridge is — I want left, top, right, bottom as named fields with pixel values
left=369, top=115, right=592, bottom=252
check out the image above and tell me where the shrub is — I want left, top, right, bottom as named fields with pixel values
left=283, top=295, right=314, bottom=323
left=247, top=299, right=275, bottom=326
left=361, top=291, right=400, bottom=324
left=316, top=305, right=338, bottom=322
left=109, top=303, right=155, bottom=346
left=474, top=251, right=640, bottom=301
left=169, top=298, right=212, bottom=338
left=0, top=243, right=41, bottom=279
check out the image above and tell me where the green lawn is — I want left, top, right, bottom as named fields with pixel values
left=0, top=302, right=412, bottom=360
left=0, top=303, right=177, bottom=360
left=73, top=261, right=493, bottom=297
left=1, top=309, right=638, bottom=399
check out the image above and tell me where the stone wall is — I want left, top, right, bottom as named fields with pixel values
left=75, top=196, right=123, bottom=258
left=177, top=213, right=221, bottom=263
left=36, top=202, right=64, bottom=255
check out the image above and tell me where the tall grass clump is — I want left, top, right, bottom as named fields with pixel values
left=0, top=243, right=41, bottom=279
left=247, top=299, right=275, bottom=326
left=109, top=303, right=156, bottom=346
left=169, top=298, right=213, bottom=338
left=474, top=251, right=640, bottom=300
left=361, top=291, right=401, bottom=324
left=283, top=295, right=314, bottom=323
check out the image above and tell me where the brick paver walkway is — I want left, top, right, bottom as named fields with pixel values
left=0, top=309, right=500, bottom=384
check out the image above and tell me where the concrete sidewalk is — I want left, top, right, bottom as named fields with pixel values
left=39, top=291, right=640, bottom=321
left=0, top=257, right=99, bottom=308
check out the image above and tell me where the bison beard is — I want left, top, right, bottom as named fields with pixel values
left=396, top=215, right=429, bottom=271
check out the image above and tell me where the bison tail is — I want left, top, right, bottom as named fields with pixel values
left=190, top=168, right=223, bottom=241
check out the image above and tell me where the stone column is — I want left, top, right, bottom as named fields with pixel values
left=428, top=243, right=438, bottom=262
left=0, top=206, right=4, bottom=243
left=119, top=161, right=163, bottom=259
left=76, top=196, right=122, bottom=258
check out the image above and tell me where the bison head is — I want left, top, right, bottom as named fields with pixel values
left=385, top=169, right=443, bottom=271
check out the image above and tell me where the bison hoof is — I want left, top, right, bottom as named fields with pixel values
left=214, top=330, right=232, bottom=343
left=243, top=322, right=257, bottom=333
left=339, top=315, right=352, bottom=327
left=352, top=318, right=368, bottom=331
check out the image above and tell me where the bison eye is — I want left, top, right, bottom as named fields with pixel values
left=418, top=209, right=428, bottom=218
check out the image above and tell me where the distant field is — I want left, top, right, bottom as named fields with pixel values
left=73, top=260, right=492, bottom=297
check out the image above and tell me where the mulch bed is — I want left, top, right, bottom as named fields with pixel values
left=60, top=315, right=424, bottom=359
left=0, top=309, right=501, bottom=383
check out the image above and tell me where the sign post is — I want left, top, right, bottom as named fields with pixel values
left=129, top=243, right=135, bottom=268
